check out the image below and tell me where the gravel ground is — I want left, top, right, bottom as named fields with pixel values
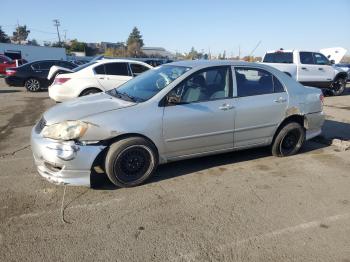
left=0, top=79, right=350, bottom=262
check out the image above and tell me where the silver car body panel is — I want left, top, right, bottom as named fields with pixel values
left=31, top=60, right=325, bottom=186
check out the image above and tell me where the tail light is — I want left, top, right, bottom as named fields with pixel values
left=53, top=77, right=70, bottom=85
left=5, top=69, right=16, bottom=76
left=319, top=94, right=324, bottom=104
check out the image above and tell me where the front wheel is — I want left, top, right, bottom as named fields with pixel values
left=25, top=78, right=41, bottom=92
left=271, top=122, right=305, bottom=157
left=105, top=137, right=158, bottom=187
left=331, top=77, right=346, bottom=96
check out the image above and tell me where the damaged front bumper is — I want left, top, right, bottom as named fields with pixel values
left=31, top=127, right=105, bottom=187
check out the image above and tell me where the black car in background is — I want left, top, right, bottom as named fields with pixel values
left=5, top=60, right=77, bottom=92
left=336, top=64, right=350, bottom=82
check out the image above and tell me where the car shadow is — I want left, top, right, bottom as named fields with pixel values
left=0, top=90, right=22, bottom=94
left=91, top=138, right=330, bottom=190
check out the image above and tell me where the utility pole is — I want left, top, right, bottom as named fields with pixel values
left=53, top=19, right=61, bottom=46
left=63, top=29, right=67, bottom=43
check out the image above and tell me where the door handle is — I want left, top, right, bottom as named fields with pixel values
left=318, top=68, right=324, bottom=71
left=301, top=67, right=307, bottom=70
left=274, top=97, right=287, bottom=103
left=98, top=77, right=105, bottom=79
left=219, top=103, right=234, bottom=110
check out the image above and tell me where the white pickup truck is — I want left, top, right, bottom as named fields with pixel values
left=262, top=49, right=348, bottom=95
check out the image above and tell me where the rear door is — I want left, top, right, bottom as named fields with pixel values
left=96, top=62, right=132, bottom=90
left=31, top=61, right=55, bottom=84
left=232, top=67, right=287, bottom=148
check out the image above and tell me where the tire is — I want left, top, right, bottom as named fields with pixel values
left=331, top=77, right=346, bottom=96
left=271, top=122, right=305, bottom=157
left=105, top=137, right=158, bottom=187
left=25, top=78, right=41, bottom=92
left=79, top=88, right=101, bottom=97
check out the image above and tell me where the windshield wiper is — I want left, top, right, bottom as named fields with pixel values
left=107, top=89, right=142, bottom=102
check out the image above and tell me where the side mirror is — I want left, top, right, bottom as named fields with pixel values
left=166, top=94, right=181, bottom=105
left=330, top=60, right=335, bottom=65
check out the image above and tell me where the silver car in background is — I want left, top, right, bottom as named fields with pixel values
left=31, top=60, right=325, bottom=187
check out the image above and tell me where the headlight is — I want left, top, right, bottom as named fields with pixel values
left=42, top=121, right=88, bottom=140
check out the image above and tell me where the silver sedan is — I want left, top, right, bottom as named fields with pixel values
left=31, top=60, right=325, bottom=187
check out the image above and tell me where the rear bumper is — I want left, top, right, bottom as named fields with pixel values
left=305, top=111, right=325, bottom=140
left=5, top=76, right=24, bottom=87
left=48, top=85, right=77, bottom=102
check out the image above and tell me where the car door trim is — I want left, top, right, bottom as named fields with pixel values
left=165, top=129, right=235, bottom=143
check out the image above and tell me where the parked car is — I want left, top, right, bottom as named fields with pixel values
left=48, top=59, right=153, bottom=102
left=262, top=49, right=348, bottom=95
left=5, top=60, right=77, bottom=91
left=31, top=60, right=325, bottom=188
left=335, top=63, right=350, bottom=81
left=0, top=54, right=17, bottom=75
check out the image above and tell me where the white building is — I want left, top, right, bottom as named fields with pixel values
left=0, top=43, right=67, bottom=62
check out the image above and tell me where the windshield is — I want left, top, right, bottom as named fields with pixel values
left=107, top=65, right=191, bottom=102
left=72, top=61, right=96, bottom=72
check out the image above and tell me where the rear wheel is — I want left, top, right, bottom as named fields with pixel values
left=79, top=88, right=101, bottom=97
left=271, top=122, right=305, bottom=157
left=25, top=78, right=41, bottom=92
left=105, top=137, right=158, bottom=187
left=331, top=77, right=346, bottom=96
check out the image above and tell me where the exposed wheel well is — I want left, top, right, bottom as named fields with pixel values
left=79, top=87, right=103, bottom=96
left=90, top=133, right=159, bottom=173
left=334, top=72, right=348, bottom=81
left=272, top=115, right=305, bottom=143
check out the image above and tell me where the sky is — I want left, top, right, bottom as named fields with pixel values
left=1, top=0, right=349, bottom=57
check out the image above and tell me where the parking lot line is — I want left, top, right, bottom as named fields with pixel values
left=8, top=197, right=125, bottom=221
left=174, top=212, right=350, bottom=262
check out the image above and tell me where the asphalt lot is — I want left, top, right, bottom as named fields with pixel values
left=0, top=79, right=350, bottom=262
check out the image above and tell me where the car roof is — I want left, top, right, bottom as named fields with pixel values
left=96, top=59, right=150, bottom=65
left=167, top=59, right=256, bottom=68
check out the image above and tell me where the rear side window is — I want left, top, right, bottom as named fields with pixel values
left=94, top=64, right=105, bottom=74
left=235, top=68, right=284, bottom=97
left=105, top=62, right=129, bottom=76
left=37, top=61, right=55, bottom=70
left=130, top=63, right=150, bottom=75
left=300, top=52, right=314, bottom=64
left=263, top=52, right=293, bottom=63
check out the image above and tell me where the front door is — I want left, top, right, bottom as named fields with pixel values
left=233, top=67, right=288, bottom=148
left=162, top=66, right=235, bottom=159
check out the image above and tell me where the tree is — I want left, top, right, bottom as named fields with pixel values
left=27, top=39, right=39, bottom=46
left=0, top=26, right=10, bottom=43
left=126, top=27, right=144, bottom=57
left=12, top=25, right=30, bottom=44
left=68, top=39, right=86, bottom=52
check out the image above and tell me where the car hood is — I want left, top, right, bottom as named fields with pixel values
left=43, top=92, right=136, bottom=125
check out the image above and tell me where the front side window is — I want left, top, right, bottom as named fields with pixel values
left=235, top=67, right=281, bottom=97
left=105, top=62, right=129, bottom=76
left=300, top=52, right=314, bottom=64
left=107, top=65, right=191, bottom=102
left=130, top=63, right=150, bottom=75
left=169, top=66, right=231, bottom=103
left=313, top=53, right=329, bottom=65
